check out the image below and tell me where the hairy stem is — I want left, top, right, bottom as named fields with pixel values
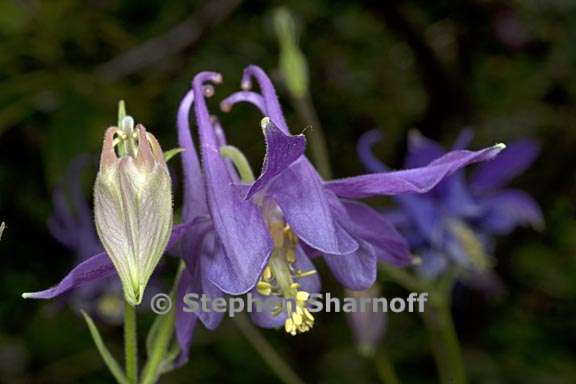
left=234, top=313, right=305, bottom=384
left=124, top=302, right=138, bottom=384
left=293, top=95, right=332, bottom=180
left=422, top=294, right=467, bottom=384
left=141, top=263, right=185, bottom=384
left=374, top=347, right=400, bottom=384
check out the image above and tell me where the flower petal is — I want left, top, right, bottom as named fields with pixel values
left=357, top=130, right=388, bottom=173
left=416, top=249, right=449, bottom=278
left=268, top=158, right=358, bottom=255
left=440, top=173, right=482, bottom=218
left=478, top=189, right=544, bottom=234
left=470, top=139, right=539, bottom=194
left=241, top=65, right=290, bottom=133
left=175, top=268, right=198, bottom=367
left=405, top=130, right=446, bottom=168
left=220, top=91, right=266, bottom=113
left=396, top=194, right=443, bottom=246
left=326, top=144, right=505, bottom=199
left=23, top=221, right=196, bottom=300
left=340, top=200, right=411, bottom=266
left=323, top=241, right=377, bottom=291
left=246, top=119, right=306, bottom=199
left=22, top=252, right=116, bottom=299
left=193, top=72, right=273, bottom=294
left=177, top=89, right=208, bottom=221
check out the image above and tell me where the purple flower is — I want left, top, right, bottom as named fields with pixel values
left=358, top=129, right=543, bottom=277
left=174, top=66, right=504, bottom=338
left=48, top=156, right=102, bottom=262
left=23, top=65, right=506, bottom=365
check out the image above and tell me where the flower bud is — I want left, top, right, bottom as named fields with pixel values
left=94, top=124, right=172, bottom=306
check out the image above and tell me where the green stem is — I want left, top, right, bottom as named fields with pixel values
left=379, top=263, right=427, bottom=292
left=234, top=313, right=305, bottom=384
left=140, top=263, right=185, bottom=384
left=422, top=294, right=467, bottom=384
left=293, top=95, right=332, bottom=180
left=374, top=348, right=400, bottom=384
left=124, top=302, right=138, bottom=384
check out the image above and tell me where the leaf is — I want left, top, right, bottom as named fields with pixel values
left=163, top=147, right=185, bottom=162
left=81, top=311, right=129, bottom=384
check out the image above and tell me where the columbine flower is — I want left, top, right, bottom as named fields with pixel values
left=174, top=65, right=504, bottom=341
left=358, top=129, right=543, bottom=278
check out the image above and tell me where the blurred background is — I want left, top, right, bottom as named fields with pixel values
left=1, top=0, right=575, bottom=382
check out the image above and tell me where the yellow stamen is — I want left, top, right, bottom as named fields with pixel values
left=256, top=222, right=317, bottom=335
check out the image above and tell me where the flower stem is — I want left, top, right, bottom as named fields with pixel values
left=140, top=263, right=185, bottom=384
left=374, top=347, right=400, bottom=384
left=293, top=95, right=332, bottom=180
left=124, top=302, right=138, bottom=384
left=233, top=313, right=305, bottom=384
left=422, top=294, right=467, bottom=384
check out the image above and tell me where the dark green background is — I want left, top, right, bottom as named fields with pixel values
left=0, top=0, right=575, bottom=382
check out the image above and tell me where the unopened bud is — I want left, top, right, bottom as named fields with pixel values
left=94, top=124, right=173, bottom=306
left=273, top=7, right=309, bottom=98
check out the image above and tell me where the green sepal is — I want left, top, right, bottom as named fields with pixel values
left=164, top=148, right=185, bottom=162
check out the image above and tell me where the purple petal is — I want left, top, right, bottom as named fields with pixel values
left=175, top=268, right=198, bottom=367
left=48, top=156, right=102, bottom=259
left=326, top=144, right=505, bottom=199
left=268, top=158, right=358, bottom=255
left=470, top=139, right=539, bottom=194
left=478, top=189, right=543, bottom=234
left=452, top=128, right=474, bottom=150
left=416, top=249, right=449, bottom=279
left=357, top=130, right=389, bottom=173
left=179, top=227, right=226, bottom=327
left=23, top=221, right=196, bottom=300
left=429, top=129, right=480, bottom=217
left=405, top=130, right=446, bottom=168
left=341, top=200, right=411, bottom=266
left=396, top=194, right=444, bottom=246
left=323, top=240, right=377, bottom=290
left=241, top=65, right=291, bottom=133
left=193, top=72, right=273, bottom=294
left=440, top=173, right=482, bottom=218
left=246, top=119, right=306, bottom=199
left=22, top=252, right=115, bottom=299
left=177, top=88, right=208, bottom=221
left=221, top=91, right=266, bottom=113
left=175, top=218, right=225, bottom=330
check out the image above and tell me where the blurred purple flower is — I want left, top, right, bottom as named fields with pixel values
left=358, top=129, right=543, bottom=278
left=346, top=284, right=386, bottom=356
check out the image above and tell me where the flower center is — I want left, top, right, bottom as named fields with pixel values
left=448, top=219, right=491, bottom=271
left=256, top=219, right=316, bottom=335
